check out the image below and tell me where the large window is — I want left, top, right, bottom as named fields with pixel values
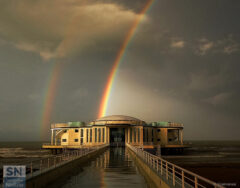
left=134, top=128, right=136, bottom=143
left=86, top=129, right=89, bottom=142
left=138, top=128, right=140, bottom=143
left=95, top=128, right=97, bottom=142
left=98, top=128, right=101, bottom=142
left=146, top=128, right=148, bottom=142
left=130, top=128, right=132, bottom=142
left=102, top=128, right=105, bottom=143
left=80, top=129, right=84, bottom=145
left=90, top=129, right=92, bottom=142
left=152, top=129, right=154, bottom=142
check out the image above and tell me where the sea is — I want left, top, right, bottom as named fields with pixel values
left=0, top=141, right=239, bottom=187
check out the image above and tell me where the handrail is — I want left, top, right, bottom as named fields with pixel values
left=126, top=143, right=224, bottom=188
left=26, top=144, right=109, bottom=179
left=42, top=143, right=105, bottom=147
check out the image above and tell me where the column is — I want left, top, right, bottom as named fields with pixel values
left=140, top=127, right=143, bottom=145
left=93, top=128, right=95, bottom=145
left=104, top=127, right=107, bottom=143
left=51, top=129, right=54, bottom=145
left=127, top=128, right=129, bottom=143
left=180, top=129, right=183, bottom=145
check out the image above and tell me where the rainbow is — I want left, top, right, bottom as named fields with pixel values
left=98, top=0, right=154, bottom=118
left=41, top=62, right=63, bottom=139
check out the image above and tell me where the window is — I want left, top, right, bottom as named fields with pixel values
left=146, top=128, right=148, bottom=142
left=87, top=129, right=89, bottom=142
left=98, top=128, right=101, bottom=142
left=80, top=129, right=84, bottom=145
left=81, top=129, right=84, bottom=137
left=62, top=139, right=67, bottom=142
left=64, top=130, right=67, bottom=133
left=130, top=128, right=132, bottom=142
left=143, top=128, right=145, bottom=142
left=157, top=139, right=161, bottom=142
left=75, top=129, right=79, bottom=133
left=80, top=138, right=83, bottom=144
left=90, top=129, right=92, bottom=142
left=138, top=128, right=140, bottom=142
left=95, top=128, right=97, bottom=142
left=134, top=128, right=136, bottom=143
left=74, top=139, right=78, bottom=142
left=152, top=129, right=154, bottom=142
left=102, top=128, right=105, bottom=142
left=157, top=129, right=161, bottom=132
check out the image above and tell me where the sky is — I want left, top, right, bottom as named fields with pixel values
left=0, top=0, right=240, bottom=141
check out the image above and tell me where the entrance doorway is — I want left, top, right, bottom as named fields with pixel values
left=110, top=128, right=125, bottom=146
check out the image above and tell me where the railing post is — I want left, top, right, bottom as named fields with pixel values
left=161, top=160, right=163, bottom=175
left=182, top=171, right=185, bottom=188
left=166, top=163, right=168, bottom=180
left=195, top=176, right=198, bottom=188
left=173, top=166, right=175, bottom=186
left=156, top=158, right=159, bottom=172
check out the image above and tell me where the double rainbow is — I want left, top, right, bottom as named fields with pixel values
left=41, top=0, right=154, bottom=139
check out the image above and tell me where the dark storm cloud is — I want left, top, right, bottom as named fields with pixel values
left=0, top=0, right=240, bottom=140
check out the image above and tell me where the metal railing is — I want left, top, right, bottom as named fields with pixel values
left=26, top=144, right=109, bottom=179
left=126, top=143, right=224, bottom=188
left=42, top=143, right=106, bottom=147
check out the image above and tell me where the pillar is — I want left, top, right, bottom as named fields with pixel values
left=128, top=128, right=130, bottom=143
left=93, top=128, right=95, bottom=145
left=140, top=127, right=143, bottom=145
left=180, top=129, right=183, bottom=145
left=105, top=127, right=107, bottom=143
left=51, top=129, right=54, bottom=145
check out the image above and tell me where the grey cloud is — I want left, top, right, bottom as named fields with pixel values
left=0, top=0, right=145, bottom=60
left=203, top=92, right=232, bottom=106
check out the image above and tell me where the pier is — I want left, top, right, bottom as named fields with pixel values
left=24, top=144, right=224, bottom=188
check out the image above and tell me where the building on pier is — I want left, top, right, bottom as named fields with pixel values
left=43, top=115, right=186, bottom=151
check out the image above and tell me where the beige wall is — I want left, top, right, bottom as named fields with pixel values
left=56, top=126, right=183, bottom=147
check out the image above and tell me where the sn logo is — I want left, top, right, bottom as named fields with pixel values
left=3, top=166, right=26, bottom=178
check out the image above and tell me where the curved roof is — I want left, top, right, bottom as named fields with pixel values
left=96, top=115, right=141, bottom=122
left=91, top=115, right=145, bottom=126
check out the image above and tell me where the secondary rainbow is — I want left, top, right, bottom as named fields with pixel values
left=98, top=0, right=154, bottom=118
left=41, top=62, right=63, bottom=139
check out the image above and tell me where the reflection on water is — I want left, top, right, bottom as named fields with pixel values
left=60, top=147, right=148, bottom=188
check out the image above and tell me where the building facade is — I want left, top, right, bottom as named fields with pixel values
left=45, top=115, right=184, bottom=150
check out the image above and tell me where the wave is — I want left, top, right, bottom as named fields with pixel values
left=0, top=147, right=51, bottom=158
